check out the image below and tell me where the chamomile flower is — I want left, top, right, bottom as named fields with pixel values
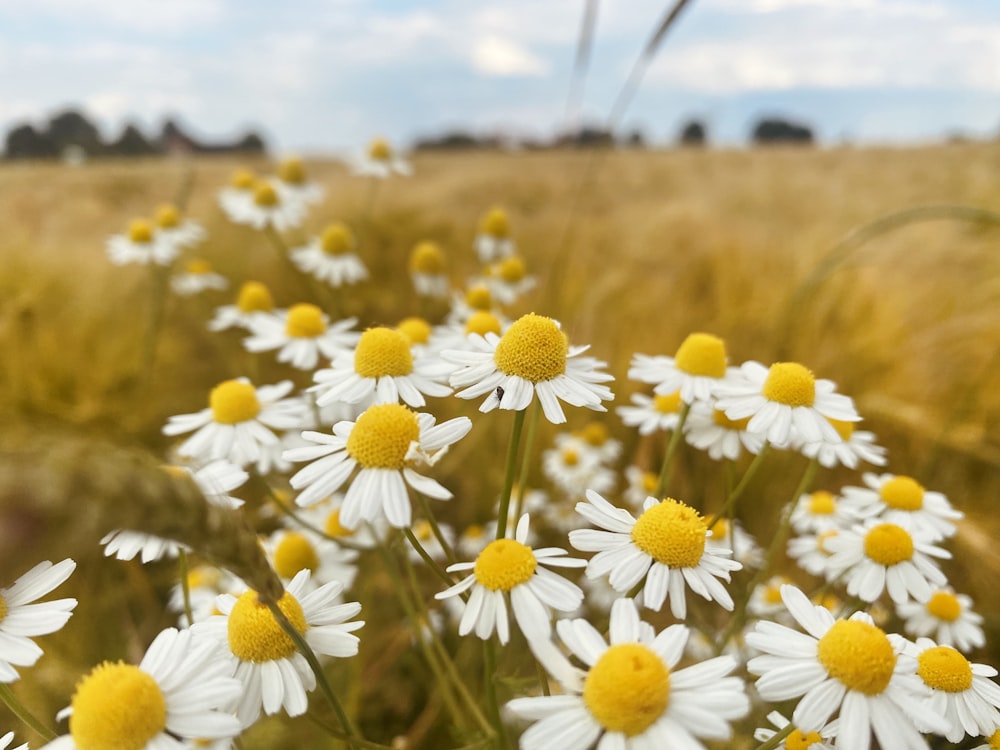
left=244, top=303, right=359, bottom=372
left=0, top=732, right=27, bottom=750
left=223, top=178, right=305, bottom=232
left=558, top=422, right=622, bottom=465
left=163, top=378, right=307, bottom=471
left=747, top=575, right=797, bottom=620
left=217, top=168, right=256, bottom=218
left=0, top=560, right=77, bottom=683
left=682, top=399, right=766, bottom=461
left=715, top=360, right=859, bottom=446
left=168, top=564, right=241, bottom=625
left=569, top=490, right=741, bottom=619
left=447, top=282, right=498, bottom=326
left=622, top=465, right=659, bottom=509
left=193, top=570, right=363, bottom=728
left=788, top=527, right=841, bottom=578
left=707, top=517, right=763, bottom=569
left=310, top=326, right=451, bottom=409
left=628, top=332, right=732, bottom=404
left=746, top=584, right=949, bottom=749
left=290, top=494, right=383, bottom=550
left=291, top=223, right=368, bottom=287
left=484, top=254, right=535, bottom=305
left=798, top=417, right=887, bottom=469
left=791, top=489, right=858, bottom=533
left=106, top=218, right=178, bottom=267
left=153, top=203, right=205, bottom=256
left=906, top=637, right=1000, bottom=742
left=435, top=515, right=585, bottom=644
left=409, top=241, right=450, bottom=299
left=617, top=390, right=684, bottom=435
left=897, top=588, right=986, bottom=652
left=263, top=528, right=358, bottom=592
left=353, top=137, right=412, bottom=179
left=823, top=518, right=950, bottom=604
left=406, top=520, right=456, bottom=564
left=753, top=710, right=837, bottom=749
left=473, top=207, right=515, bottom=264
left=208, top=280, right=278, bottom=332
left=840, top=472, right=963, bottom=540
left=100, top=531, right=186, bottom=564
left=42, top=627, right=242, bottom=750
left=542, top=442, right=614, bottom=499
left=507, top=598, right=749, bottom=750
left=444, top=312, right=614, bottom=425
left=171, top=259, right=229, bottom=297
left=285, top=403, right=472, bottom=528
left=274, top=156, right=324, bottom=206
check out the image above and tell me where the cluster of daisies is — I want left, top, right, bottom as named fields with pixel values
left=8, top=148, right=994, bottom=750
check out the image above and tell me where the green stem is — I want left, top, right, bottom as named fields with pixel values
left=415, top=492, right=458, bottom=565
left=0, top=683, right=56, bottom=741
left=496, top=409, right=527, bottom=540
left=403, top=528, right=457, bottom=589
left=756, top=723, right=795, bottom=750
left=304, top=713, right=399, bottom=750
left=139, top=263, right=170, bottom=386
left=513, top=400, right=542, bottom=521
left=177, top=548, right=194, bottom=627
left=483, top=639, right=510, bottom=749
left=705, top=442, right=771, bottom=530
left=654, top=401, right=691, bottom=499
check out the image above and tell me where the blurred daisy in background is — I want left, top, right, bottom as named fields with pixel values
left=106, top=217, right=178, bottom=267
left=208, top=279, right=279, bottom=332
left=683, top=399, right=765, bottom=461
left=274, top=155, right=324, bottom=207
left=840, top=473, right=963, bottom=540
left=409, top=240, right=450, bottom=299
left=897, top=588, right=986, bottom=653
left=170, top=258, right=228, bottom=297
left=243, top=303, right=359, bottom=371
left=152, top=203, right=205, bottom=256
left=790, top=489, right=858, bottom=533
left=447, top=282, right=498, bottom=327
left=217, top=168, right=256, bottom=219
left=557, top=422, right=622, bottom=465
left=222, top=178, right=306, bottom=232
left=628, top=332, right=732, bottom=405
left=753, top=710, right=837, bottom=750
left=542, top=440, right=615, bottom=499
left=168, top=564, right=242, bottom=625
left=352, top=136, right=412, bottom=179
left=797, top=416, right=887, bottom=469
left=787, top=527, right=841, bottom=578
left=291, top=223, right=368, bottom=288
left=617, top=389, right=684, bottom=435
left=484, top=254, right=535, bottom=305
left=622, top=465, right=659, bottom=509
left=473, top=206, right=515, bottom=264
left=262, top=527, right=358, bottom=592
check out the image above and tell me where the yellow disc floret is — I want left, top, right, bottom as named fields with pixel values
left=712, top=409, right=751, bottom=430
left=321, top=223, right=353, bottom=255
left=397, top=317, right=431, bottom=345
left=762, top=362, right=816, bottom=407
left=493, top=313, right=568, bottom=383
left=497, top=256, right=527, bottom=283
left=210, top=380, right=261, bottom=424
left=579, top=422, right=610, bottom=447
left=185, top=258, right=213, bottom=274
left=654, top=391, right=682, bottom=414
left=988, top=729, right=1000, bottom=749
left=562, top=449, right=579, bottom=466
left=473, top=539, right=537, bottom=591
left=808, top=491, right=836, bottom=515
left=583, top=643, right=670, bottom=736
left=817, top=619, right=896, bottom=694
left=0, top=595, right=7, bottom=624
left=128, top=219, right=153, bottom=244
left=345, top=403, right=420, bottom=469
left=273, top=532, right=320, bottom=579
left=674, top=333, right=727, bottom=377
left=409, top=241, right=446, bottom=274
left=917, top=645, right=973, bottom=692
left=325, top=509, right=354, bottom=538
left=354, top=327, right=414, bottom=378
left=879, top=476, right=924, bottom=511
left=828, top=417, right=855, bottom=441
left=253, top=181, right=279, bottom=207
left=863, top=523, right=914, bottom=566
left=926, top=590, right=961, bottom=622
left=480, top=207, right=510, bottom=238
left=70, top=661, right=167, bottom=750
left=786, top=729, right=825, bottom=750
left=465, top=284, right=492, bottom=311
left=155, top=204, right=180, bottom=229
left=278, top=157, right=306, bottom=185
left=285, top=303, right=326, bottom=338
left=631, top=499, right=706, bottom=568
left=236, top=281, right=275, bottom=313
left=230, top=169, right=256, bottom=190
left=368, top=137, right=392, bottom=161
left=227, top=590, right=308, bottom=662
left=466, top=311, right=502, bottom=337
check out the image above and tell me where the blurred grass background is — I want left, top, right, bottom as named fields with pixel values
left=1, top=143, right=999, bottom=747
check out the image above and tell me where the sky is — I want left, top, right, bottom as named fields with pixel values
left=1, top=0, right=998, bottom=154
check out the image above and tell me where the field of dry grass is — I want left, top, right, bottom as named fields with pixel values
left=1, top=143, right=999, bottom=747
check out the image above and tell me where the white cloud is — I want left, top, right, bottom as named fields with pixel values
left=472, top=35, right=549, bottom=76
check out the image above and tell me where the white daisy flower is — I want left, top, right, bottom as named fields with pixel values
left=484, top=255, right=535, bottom=305
left=263, top=528, right=358, bottom=592
left=290, top=493, right=384, bottom=550
left=42, top=627, right=242, bottom=750
left=217, top=168, right=257, bottom=219
left=406, top=519, right=456, bottom=564
left=274, top=156, right=325, bottom=206
left=0, top=732, right=27, bottom=750
left=457, top=523, right=491, bottom=559
left=507, top=598, right=749, bottom=749
left=446, top=282, right=498, bottom=327
left=568, top=490, right=741, bottom=619
left=896, top=588, right=986, bottom=653
left=243, top=303, right=359, bottom=372
left=409, top=240, right=450, bottom=299
left=290, top=223, right=369, bottom=288
left=106, top=218, right=178, bottom=267
left=753, top=710, right=837, bottom=749
left=208, top=280, right=279, bottom=332
left=840, top=472, right=963, bottom=540
left=617, top=390, right=684, bottom=435
left=285, top=403, right=472, bottom=528
left=747, top=575, right=797, bottom=621
left=715, top=360, right=859, bottom=446
left=436, top=515, right=584, bottom=644
left=788, top=527, right=842, bottom=578
left=682, top=399, right=766, bottom=461
left=352, top=137, right=412, bottom=179
left=906, top=637, right=1000, bottom=742
left=170, top=258, right=228, bottom=297
left=222, top=178, right=306, bottom=232
left=193, top=570, right=363, bottom=728
left=746, top=584, right=950, bottom=749
left=153, top=203, right=206, bottom=256
left=168, top=564, right=242, bottom=625
left=622, top=465, right=659, bottom=510
left=163, top=378, right=307, bottom=471
left=311, top=326, right=451, bottom=409
left=823, top=518, right=950, bottom=604
left=100, top=531, right=186, bottom=564
left=706, top=516, right=763, bottom=569
left=444, top=312, right=614, bottom=425
left=557, top=422, right=622, bottom=465
left=628, top=332, right=733, bottom=404
left=790, top=489, right=859, bottom=533
left=542, top=442, right=614, bottom=499
left=797, top=416, right=887, bottom=469
left=0, top=560, right=77, bottom=683
left=473, top=207, right=515, bottom=264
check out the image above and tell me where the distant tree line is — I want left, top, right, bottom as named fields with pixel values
left=3, top=109, right=267, bottom=161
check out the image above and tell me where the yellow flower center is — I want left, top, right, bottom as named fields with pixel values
left=641, top=471, right=658, bottom=495
left=473, top=539, right=537, bottom=591
left=808, top=491, right=836, bottom=515
left=582, top=643, right=670, bottom=737
left=816, top=619, right=896, bottom=694
left=413, top=520, right=433, bottom=542
left=273, top=532, right=320, bottom=579
left=762, top=362, right=816, bottom=407
left=631, top=498, right=706, bottom=568
left=497, top=256, right=527, bottom=283
left=466, top=311, right=502, bottom=337
left=128, top=219, right=153, bottom=244
left=325, top=509, right=354, bottom=538
left=278, top=157, right=306, bottom=185
left=828, top=417, right=855, bottom=440
left=0, top=595, right=7, bottom=624
left=917, top=646, right=973, bottom=693
left=879, top=476, right=924, bottom=511
left=653, top=390, right=682, bottom=414
left=185, top=258, right=213, bottom=275
left=816, top=529, right=838, bottom=555
left=397, top=317, right=431, bottom=345
left=253, top=181, right=279, bottom=208
left=493, top=313, right=568, bottom=383
left=464, top=524, right=485, bottom=541
left=227, top=590, right=308, bottom=662
left=708, top=518, right=729, bottom=540
left=368, top=138, right=392, bottom=161
left=863, top=523, right=914, bottom=566
left=989, top=729, right=1000, bottom=749
left=785, top=728, right=825, bottom=750
left=155, top=204, right=180, bottom=229
left=209, top=380, right=261, bottom=424
left=926, top=591, right=961, bottom=622
left=562, top=449, right=579, bottom=466
left=285, top=303, right=327, bottom=338
left=579, top=422, right=609, bottom=447
left=674, top=333, right=727, bottom=377
left=345, top=403, right=420, bottom=469
left=409, top=241, right=446, bottom=274
left=480, top=207, right=510, bottom=238
left=763, top=583, right=784, bottom=605
left=321, top=224, right=353, bottom=255
left=465, top=284, right=493, bottom=311
left=712, top=409, right=751, bottom=430
left=236, top=281, right=275, bottom=313
left=230, top=168, right=256, bottom=189
left=354, top=327, right=414, bottom=378
left=186, top=566, right=221, bottom=590
left=70, top=662, right=167, bottom=750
